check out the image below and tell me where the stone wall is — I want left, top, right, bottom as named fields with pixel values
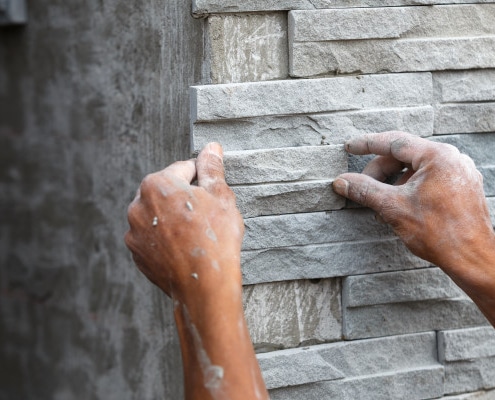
left=193, top=2, right=495, bottom=399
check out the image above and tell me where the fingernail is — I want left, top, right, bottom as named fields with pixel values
left=205, top=142, right=223, bottom=160
left=332, top=178, right=348, bottom=195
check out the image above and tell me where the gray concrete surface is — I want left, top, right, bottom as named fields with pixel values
left=0, top=1, right=203, bottom=398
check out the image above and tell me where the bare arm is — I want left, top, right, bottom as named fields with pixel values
left=333, top=131, right=495, bottom=327
left=125, top=143, right=269, bottom=400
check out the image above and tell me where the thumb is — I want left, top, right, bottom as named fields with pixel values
left=196, top=143, right=236, bottom=203
left=333, top=173, right=397, bottom=213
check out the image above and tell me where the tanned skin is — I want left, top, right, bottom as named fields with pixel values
left=125, top=132, right=495, bottom=399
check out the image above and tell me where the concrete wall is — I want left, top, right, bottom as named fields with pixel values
left=0, top=1, right=203, bottom=399
left=193, top=2, right=495, bottom=399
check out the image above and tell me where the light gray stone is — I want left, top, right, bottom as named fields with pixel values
left=241, top=238, right=429, bottom=285
left=192, top=106, right=433, bottom=152
left=233, top=180, right=344, bottom=218
left=343, top=298, right=489, bottom=340
left=190, top=73, right=433, bottom=122
left=440, top=389, right=495, bottom=399
left=434, top=103, right=495, bottom=134
left=444, top=357, right=495, bottom=395
left=224, top=145, right=346, bottom=185
left=290, top=5, right=495, bottom=42
left=242, top=208, right=394, bottom=251
left=479, top=167, right=495, bottom=197
left=243, top=279, right=341, bottom=353
left=488, top=198, right=495, bottom=227
left=291, top=37, right=495, bottom=77
left=430, top=133, right=495, bottom=166
left=434, top=70, right=495, bottom=103
left=193, top=0, right=495, bottom=15
left=269, top=367, right=444, bottom=400
left=343, top=268, right=464, bottom=308
left=207, top=13, right=288, bottom=84
left=438, top=327, right=495, bottom=362
left=257, top=332, right=438, bottom=389
left=429, top=134, right=495, bottom=196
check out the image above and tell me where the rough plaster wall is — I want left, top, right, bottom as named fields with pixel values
left=193, top=3, right=495, bottom=399
left=0, top=1, right=203, bottom=399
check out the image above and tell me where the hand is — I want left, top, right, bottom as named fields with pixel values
left=125, top=143, right=244, bottom=302
left=332, top=131, right=495, bottom=277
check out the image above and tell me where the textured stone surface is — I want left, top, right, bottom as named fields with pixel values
left=488, top=198, right=495, bottom=226
left=289, top=6, right=495, bottom=42
left=242, top=238, right=429, bottom=285
left=438, top=327, right=495, bottom=362
left=343, top=268, right=464, bottom=308
left=193, top=0, right=495, bottom=15
left=233, top=180, right=344, bottom=218
left=269, top=367, right=445, bottom=400
left=441, top=390, right=495, bottom=399
left=434, top=103, right=495, bottom=134
left=190, top=73, right=433, bottom=122
left=430, top=134, right=495, bottom=196
left=444, top=358, right=495, bottom=394
left=343, top=298, right=489, bottom=340
left=242, top=208, right=394, bottom=251
left=243, top=279, right=342, bottom=353
left=257, top=332, right=438, bottom=388
left=291, top=37, right=495, bottom=77
left=434, top=70, right=495, bottom=103
left=192, top=106, right=433, bottom=151
left=207, top=13, right=288, bottom=84
left=224, top=145, right=346, bottom=185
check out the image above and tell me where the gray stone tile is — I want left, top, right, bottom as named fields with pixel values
left=242, top=238, right=429, bottom=285
left=434, top=70, right=495, bottom=103
left=268, top=367, right=444, bottom=399
left=291, top=37, right=495, bottom=77
left=343, top=268, right=464, bottom=308
left=191, top=73, right=432, bottom=122
left=224, top=145, right=346, bottom=185
left=243, top=279, right=341, bottom=353
left=192, top=107, right=433, bottom=152
left=343, top=298, right=489, bottom=340
left=434, top=103, right=495, bottom=135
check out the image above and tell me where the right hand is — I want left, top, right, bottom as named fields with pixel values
left=332, top=131, right=495, bottom=272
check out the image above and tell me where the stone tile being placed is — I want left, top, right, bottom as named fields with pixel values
left=207, top=13, right=288, bottom=84
left=192, top=106, right=433, bottom=152
left=256, top=332, right=438, bottom=389
left=224, top=145, right=345, bottom=185
left=190, top=73, right=432, bottom=122
left=233, top=180, right=344, bottom=218
left=222, top=145, right=347, bottom=217
left=343, top=268, right=464, bottom=308
left=243, top=279, right=341, bottom=353
left=241, top=238, right=429, bottom=285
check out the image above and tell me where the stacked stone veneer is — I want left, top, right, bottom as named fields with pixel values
left=191, top=2, right=495, bottom=398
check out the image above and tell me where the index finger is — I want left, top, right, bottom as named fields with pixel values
left=345, top=131, right=438, bottom=170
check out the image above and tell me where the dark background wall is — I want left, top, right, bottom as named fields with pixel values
left=0, top=1, right=203, bottom=398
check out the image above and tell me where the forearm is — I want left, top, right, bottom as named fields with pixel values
left=173, top=282, right=268, bottom=400
left=440, top=232, right=495, bottom=327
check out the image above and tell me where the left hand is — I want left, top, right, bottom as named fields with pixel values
left=125, top=143, right=245, bottom=302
